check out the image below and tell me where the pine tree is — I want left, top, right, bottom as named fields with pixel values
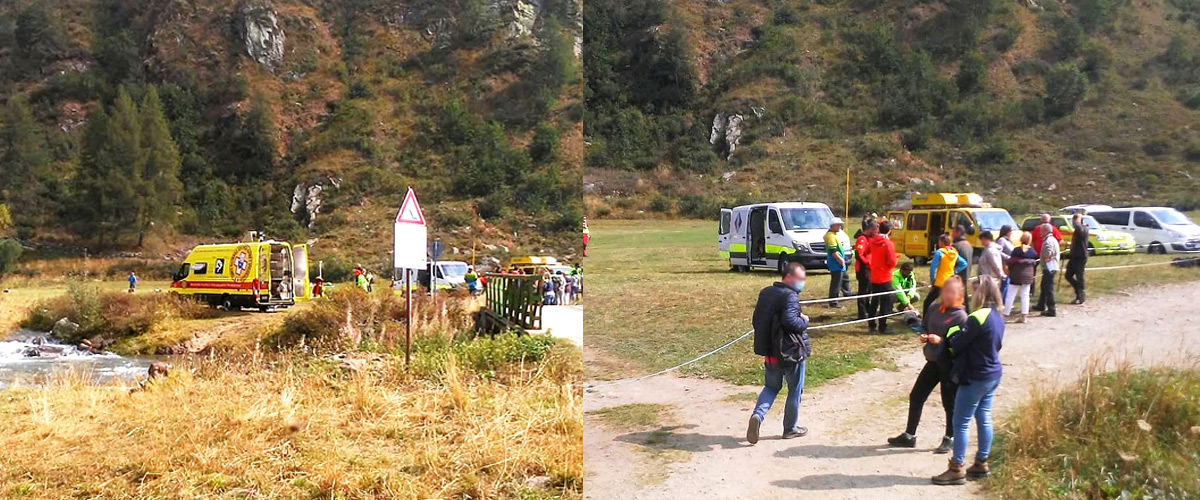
left=73, top=95, right=139, bottom=247
left=137, top=85, right=183, bottom=246
left=0, top=98, right=52, bottom=232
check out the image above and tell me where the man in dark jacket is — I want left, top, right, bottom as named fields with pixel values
left=1064, top=213, right=1089, bottom=304
left=953, top=226, right=974, bottom=308
left=747, top=262, right=811, bottom=444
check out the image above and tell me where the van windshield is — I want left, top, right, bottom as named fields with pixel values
left=440, top=263, right=468, bottom=278
left=974, top=210, right=1018, bottom=231
left=1152, top=209, right=1192, bottom=226
left=780, top=208, right=833, bottom=230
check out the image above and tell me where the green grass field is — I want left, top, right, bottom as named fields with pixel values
left=585, top=219, right=1200, bottom=388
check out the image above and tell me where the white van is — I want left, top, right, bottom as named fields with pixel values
left=418, top=260, right=470, bottom=289
left=719, top=202, right=844, bottom=272
left=1088, top=207, right=1200, bottom=253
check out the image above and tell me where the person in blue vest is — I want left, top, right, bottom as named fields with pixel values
left=746, top=262, right=811, bottom=444
left=925, top=277, right=1005, bottom=485
left=128, top=271, right=138, bottom=293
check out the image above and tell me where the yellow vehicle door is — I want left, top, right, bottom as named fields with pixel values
left=292, top=244, right=310, bottom=300
left=906, top=211, right=933, bottom=258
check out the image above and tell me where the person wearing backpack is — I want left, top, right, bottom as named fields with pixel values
left=746, top=262, right=811, bottom=445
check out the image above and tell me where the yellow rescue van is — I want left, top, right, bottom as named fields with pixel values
left=170, top=237, right=310, bottom=311
left=886, top=193, right=1021, bottom=262
left=509, top=256, right=559, bottom=274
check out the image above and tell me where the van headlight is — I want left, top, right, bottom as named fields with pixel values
left=793, top=242, right=810, bottom=253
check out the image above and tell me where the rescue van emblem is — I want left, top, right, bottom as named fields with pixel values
left=231, top=245, right=252, bottom=282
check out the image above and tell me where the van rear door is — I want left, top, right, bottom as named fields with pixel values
left=292, top=244, right=310, bottom=300
left=719, top=208, right=732, bottom=257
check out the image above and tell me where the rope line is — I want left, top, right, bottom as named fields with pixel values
left=586, top=310, right=913, bottom=390
left=587, top=257, right=1198, bottom=391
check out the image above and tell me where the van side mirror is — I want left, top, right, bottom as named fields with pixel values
left=966, top=225, right=976, bottom=236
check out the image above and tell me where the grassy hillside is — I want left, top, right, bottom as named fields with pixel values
left=0, top=0, right=583, bottom=276
left=584, top=0, right=1200, bottom=219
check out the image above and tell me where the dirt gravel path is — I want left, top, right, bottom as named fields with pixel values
left=584, top=281, right=1200, bottom=499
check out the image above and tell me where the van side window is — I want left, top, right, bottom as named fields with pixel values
left=768, top=209, right=783, bottom=234
left=907, top=213, right=927, bottom=231
left=192, top=262, right=208, bottom=275
left=719, top=212, right=731, bottom=235
left=1091, top=211, right=1126, bottom=226
left=1134, top=211, right=1159, bottom=229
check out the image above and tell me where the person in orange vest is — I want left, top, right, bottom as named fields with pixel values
left=924, top=234, right=969, bottom=314
left=862, top=220, right=900, bottom=333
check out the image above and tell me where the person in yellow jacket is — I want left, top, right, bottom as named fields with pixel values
left=924, top=234, right=968, bottom=314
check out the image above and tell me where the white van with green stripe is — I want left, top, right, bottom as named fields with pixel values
left=719, top=202, right=844, bottom=272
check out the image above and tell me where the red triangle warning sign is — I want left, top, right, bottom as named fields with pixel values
left=395, top=188, right=426, bottom=225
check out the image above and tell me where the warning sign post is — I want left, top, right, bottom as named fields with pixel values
left=393, top=187, right=426, bottom=365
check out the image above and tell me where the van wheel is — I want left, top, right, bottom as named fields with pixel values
left=914, top=257, right=928, bottom=266
left=1149, top=242, right=1165, bottom=254
left=221, top=295, right=234, bottom=311
left=778, top=253, right=790, bottom=274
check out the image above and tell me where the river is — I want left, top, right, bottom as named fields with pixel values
left=0, top=329, right=154, bottom=388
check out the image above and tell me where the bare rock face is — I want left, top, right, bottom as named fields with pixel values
left=238, top=1, right=285, bottom=72
left=495, top=0, right=541, bottom=41
left=290, top=182, right=324, bottom=228
left=709, top=113, right=744, bottom=160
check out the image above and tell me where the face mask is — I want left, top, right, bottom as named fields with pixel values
left=792, top=280, right=806, bottom=292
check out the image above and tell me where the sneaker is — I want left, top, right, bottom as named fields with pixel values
left=966, top=458, right=989, bottom=480
left=887, top=433, right=916, bottom=448
left=782, top=427, right=808, bottom=439
left=746, top=416, right=761, bottom=445
left=1070, top=298, right=1082, bottom=305
left=933, top=435, right=953, bottom=454
left=878, top=327, right=892, bottom=335
left=1017, top=314, right=1027, bottom=324
left=932, top=460, right=967, bottom=485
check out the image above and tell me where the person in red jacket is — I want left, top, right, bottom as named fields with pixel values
left=854, top=217, right=878, bottom=321
left=863, top=220, right=900, bottom=333
left=1029, top=213, right=1063, bottom=255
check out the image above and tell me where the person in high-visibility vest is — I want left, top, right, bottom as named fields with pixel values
left=925, top=281, right=1006, bottom=485
left=892, top=261, right=919, bottom=311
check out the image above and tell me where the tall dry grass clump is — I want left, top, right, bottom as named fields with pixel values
left=21, top=282, right=218, bottom=343
left=990, top=362, right=1200, bottom=499
left=267, top=287, right=477, bottom=352
left=0, top=344, right=582, bottom=499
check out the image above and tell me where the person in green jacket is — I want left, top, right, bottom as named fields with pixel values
left=893, top=261, right=920, bottom=311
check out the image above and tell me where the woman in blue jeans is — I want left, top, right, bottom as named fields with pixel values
left=925, top=282, right=1005, bottom=485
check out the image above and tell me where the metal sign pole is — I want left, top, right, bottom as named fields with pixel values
left=405, top=269, right=412, bottom=366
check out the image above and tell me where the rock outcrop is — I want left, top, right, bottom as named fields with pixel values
left=237, top=1, right=285, bottom=72
left=710, top=113, right=744, bottom=160
left=291, top=182, right=324, bottom=228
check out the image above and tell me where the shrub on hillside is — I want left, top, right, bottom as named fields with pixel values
left=1184, top=140, right=1200, bottom=162
left=1043, top=63, right=1088, bottom=119
left=1142, top=137, right=1172, bottom=156
left=0, top=238, right=21, bottom=277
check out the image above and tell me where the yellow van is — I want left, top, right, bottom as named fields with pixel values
left=169, top=238, right=310, bottom=311
left=887, top=193, right=1021, bottom=262
left=509, top=256, right=559, bottom=274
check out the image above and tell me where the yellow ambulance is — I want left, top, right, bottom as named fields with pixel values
left=509, top=256, right=559, bottom=274
left=169, top=235, right=310, bottom=311
left=886, top=193, right=1021, bottom=262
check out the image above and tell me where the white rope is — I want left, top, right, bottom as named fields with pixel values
left=799, top=286, right=921, bottom=305
left=585, top=310, right=912, bottom=390
left=1084, top=257, right=1200, bottom=271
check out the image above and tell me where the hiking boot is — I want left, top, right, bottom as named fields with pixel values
left=1070, top=298, right=1082, bottom=305
left=867, top=323, right=878, bottom=333
left=746, top=416, right=761, bottom=445
left=1017, top=314, right=1027, bottom=324
left=878, top=327, right=893, bottom=335
left=966, top=458, right=989, bottom=479
left=1031, top=306, right=1045, bottom=312
left=1040, top=310, right=1057, bottom=317
left=829, top=302, right=843, bottom=309
left=931, top=460, right=967, bottom=485
left=783, top=427, right=808, bottom=439
left=933, top=435, right=953, bottom=454
left=887, top=433, right=916, bottom=448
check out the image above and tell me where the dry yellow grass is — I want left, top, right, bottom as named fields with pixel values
left=0, top=347, right=582, bottom=499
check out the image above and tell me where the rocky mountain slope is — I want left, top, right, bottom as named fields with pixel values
left=584, top=0, right=1200, bottom=219
left=0, top=0, right=582, bottom=274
